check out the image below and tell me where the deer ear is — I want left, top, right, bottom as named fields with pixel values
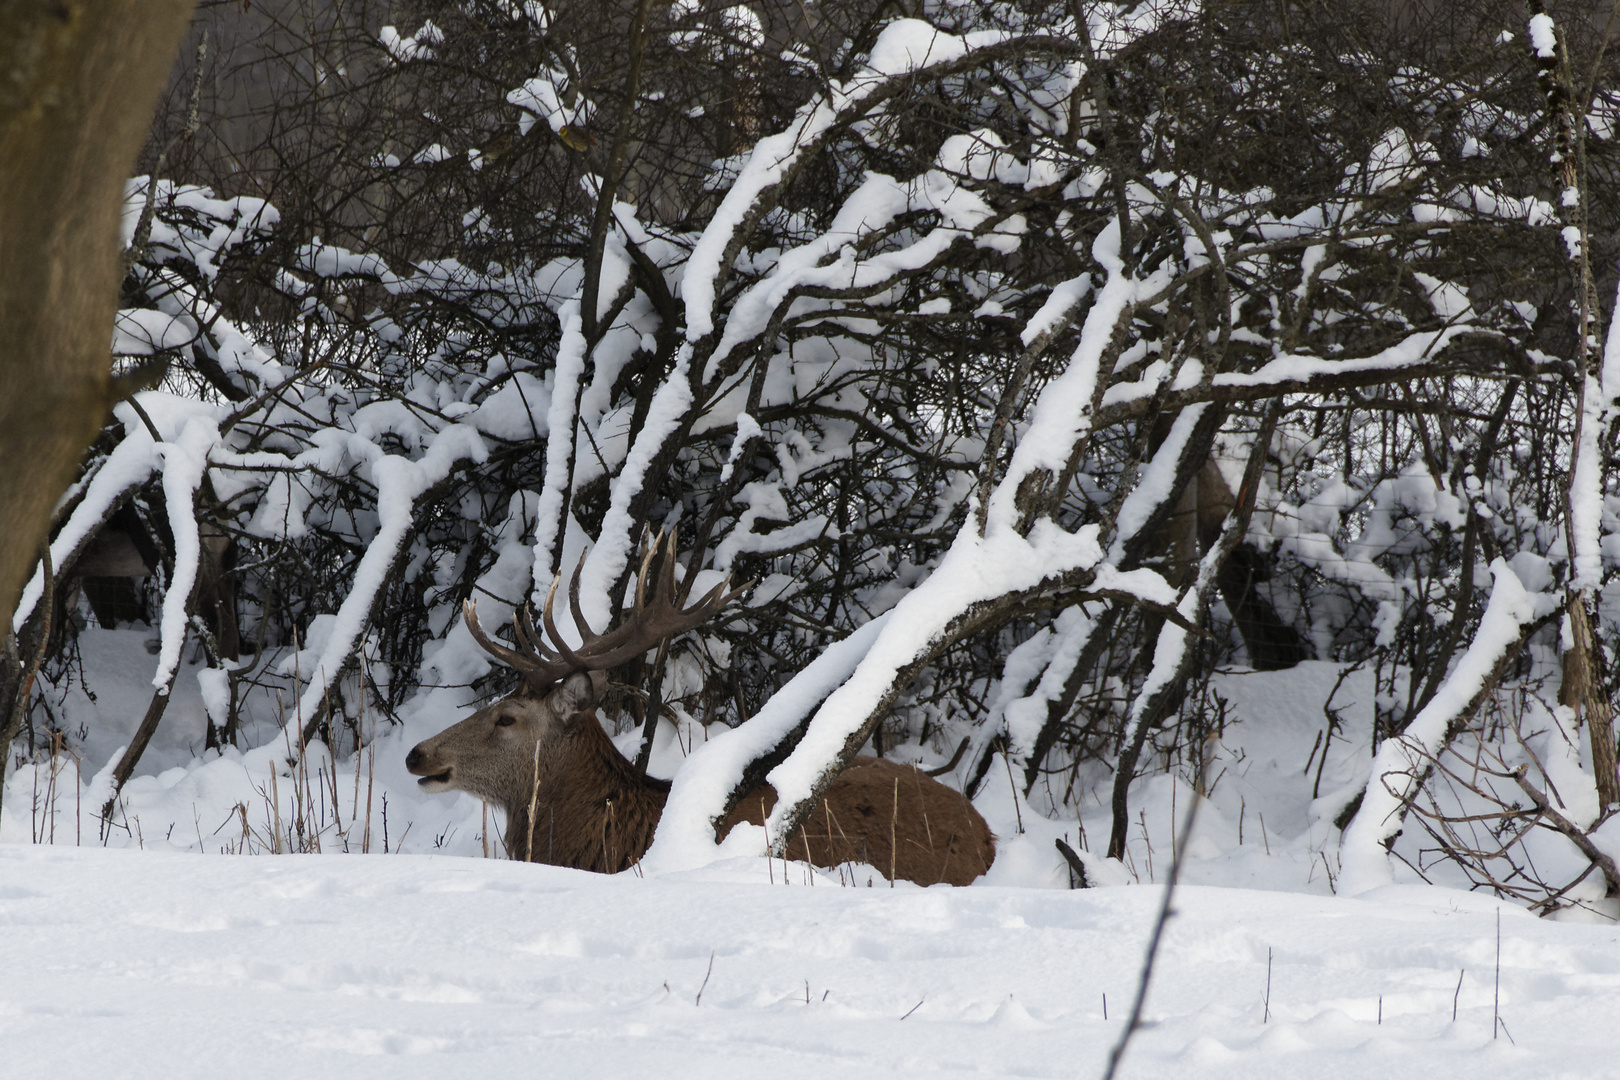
left=550, top=670, right=605, bottom=715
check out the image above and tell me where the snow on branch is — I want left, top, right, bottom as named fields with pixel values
left=288, top=426, right=487, bottom=734
left=751, top=216, right=1155, bottom=854
left=1569, top=277, right=1620, bottom=593
left=151, top=417, right=225, bottom=690
left=680, top=19, right=1071, bottom=340
left=12, top=403, right=165, bottom=633
left=530, top=301, right=588, bottom=600
left=641, top=612, right=893, bottom=873
left=1338, top=561, right=1552, bottom=895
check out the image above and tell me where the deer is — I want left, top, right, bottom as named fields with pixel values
left=406, top=535, right=995, bottom=886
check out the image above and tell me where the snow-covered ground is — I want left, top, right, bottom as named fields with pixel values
left=5, top=845, right=1617, bottom=1079
left=5, top=635, right=1620, bottom=1076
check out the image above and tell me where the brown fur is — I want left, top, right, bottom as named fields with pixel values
left=719, top=755, right=997, bottom=887
left=405, top=674, right=994, bottom=885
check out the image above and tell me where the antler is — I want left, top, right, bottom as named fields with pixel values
left=463, top=531, right=749, bottom=692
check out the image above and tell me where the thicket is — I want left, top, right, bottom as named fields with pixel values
left=5, top=0, right=1620, bottom=912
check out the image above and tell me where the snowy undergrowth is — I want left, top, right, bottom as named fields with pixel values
left=5, top=629, right=1374, bottom=899
left=2, top=630, right=1609, bottom=918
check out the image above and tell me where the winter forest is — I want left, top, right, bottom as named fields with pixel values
left=7, top=1, right=1620, bottom=1076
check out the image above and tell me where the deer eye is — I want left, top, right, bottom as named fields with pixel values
left=495, top=714, right=516, bottom=728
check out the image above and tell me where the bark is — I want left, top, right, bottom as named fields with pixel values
left=0, top=0, right=197, bottom=631
left=0, top=546, right=51, bottom=827
left=1560, top=594, right=1620, bottom=809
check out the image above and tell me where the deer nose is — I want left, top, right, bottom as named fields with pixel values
left=405, top=745, right=425, bottom=772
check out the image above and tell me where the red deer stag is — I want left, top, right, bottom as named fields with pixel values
left=406, top=536, right=994, bottom=885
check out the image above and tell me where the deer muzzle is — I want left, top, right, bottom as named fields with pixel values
left=404, top=743, right=454, bottom=792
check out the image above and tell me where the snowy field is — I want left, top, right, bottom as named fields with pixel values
left=4, top=845, right=1618, bottom=1079
left=4, top=641, right=1620, bottom=1076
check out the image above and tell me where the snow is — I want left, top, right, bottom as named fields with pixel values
left=760, top=518, right=1102, bottom=846
left=1001, top=607, right=1093, bottom=758
left=196, top=668, right=232, bottom=731
left=380, top=23, right=440, bottom=63
left=113, top=308, right=197, bottom=355
left=1108, top=404, right=1208, bottom=560
left=507, top=68, right=595, bottom=137
left=6, top=838, right=1620, bottom=1078
left=1020, top=273, right=1092, bottom=347
left=990, top=218, right=1159, bottom=507
left=740, top=216, right=1161, bottom=850
left=717, top=412, right=761, bottom=486
left=1123, top=326, right=1474, bottom=400
left=10, top=7, right=1620, bottom=1070
left=14, top=411, right=158, bottom=632
left=530, top=301, right=587, bottom=600
left=573, top=341, right=697, bottom=629
left=1527, top=13, right=1557, bottom=59
left=1570, top=276, right=1620, bottom=593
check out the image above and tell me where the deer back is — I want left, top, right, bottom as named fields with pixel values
left=720, top=757, right=995, bottom=887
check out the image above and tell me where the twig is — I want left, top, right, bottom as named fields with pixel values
left=1102, top=795, right=1200, bottom=1080
left=1453, top=968, right=1464, bottom=1023
left=1264, top=946, right=1272, bottom=1023
left=1004, top=750, right=1024, bottom=834
left=102, top=649, right=182, bottom=819
left=1493, top=908, right=1501, bottom=1040
left=1508, top=764, right=1620, bottom=896
left=695, top=950, right=715, bottom=1005
left=0, top=544, right=53, bottom=829
left=925, top=736, right=971, bottom=777
left=900, top=996, right=925, bottom=1020
left=1055, top=837, right=1090, bottom=888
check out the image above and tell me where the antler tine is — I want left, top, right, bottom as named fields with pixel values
left=511, top=603, right=552, bottom=661
left=463, top=600, right=522, bottom=667
left=689, top=574, right=755, bottom=619
left=660, top=574, right=750, bottom=634
left=540, top=570, right=589, bottom=671
left=631, top=529, right=660, bottom=616
left=655, top=529, right=681, bottom=606
left=469, top=537, right=751, bottom=686
left=565, top=550, right=599, bottom=645
left=562, top=553, right=749, bottom=671
left=463, top=599, right=573, bottom=686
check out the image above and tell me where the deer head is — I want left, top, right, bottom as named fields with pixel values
left=405, top=670, right=605, bottom=805
left=405, top=532, right=746, bottom=816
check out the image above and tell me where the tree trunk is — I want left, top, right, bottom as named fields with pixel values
left=1560, top=594, right=1619, bottom=810
left=0, top=0, right=197, bottom=630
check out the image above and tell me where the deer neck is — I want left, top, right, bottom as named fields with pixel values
left=501, top=710, right=670, bottom=872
